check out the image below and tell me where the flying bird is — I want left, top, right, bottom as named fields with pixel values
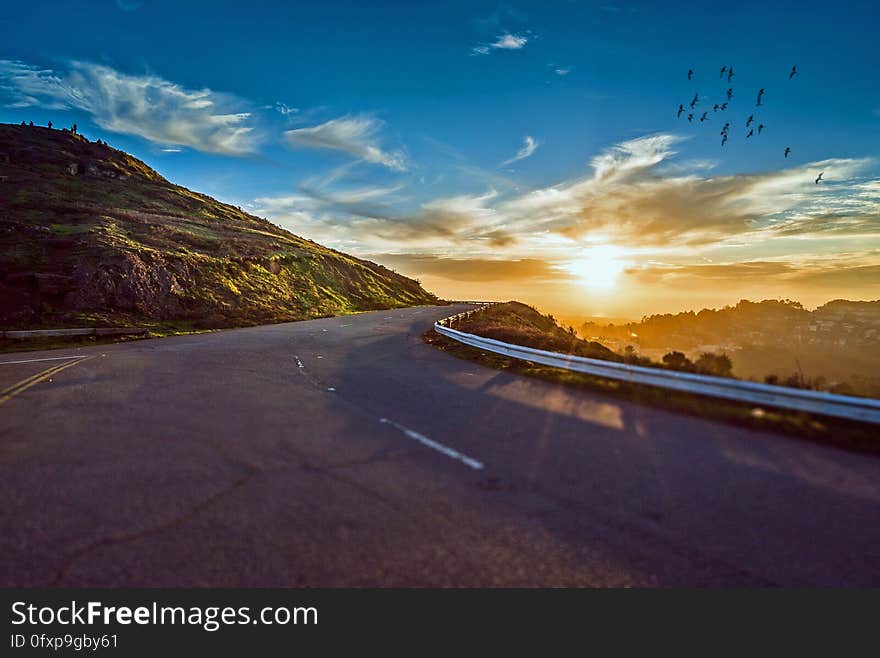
left=677, top=103, right=685, bottom=117
left=784, top=147, right=791, bottom=158
left=746, top=114, right=754, bottom=127
left=721, top=134, right=728, bottom=146
left=720, top=102, right=728, bottom=110
left=700, top=111, right=709, bottom=122
left=727, top=67, right=735, bottom=82
left=789, top=65, right=797, bottom=79
left=722, top=122, right=730, bottom=132
left=688, top=69, right=694, bottom=80
left=713, top=103, right=720, bottom=112
left=758, top=123, right=765, bottom=134
left=690, top=93, right=699, bottom=109
left=687, top=113, right=694, bottom=122
left=720, top=65, right=727, bottom=79
left=726, top=88, right=734, bottom=101
left=815, top=172, right=824, bottom=184
left=756, top=88, right=765, bottom=106
left=746, top=128, right=754, bottom=138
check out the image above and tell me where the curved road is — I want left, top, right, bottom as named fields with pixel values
left=1, top=304, right=878, bottom=586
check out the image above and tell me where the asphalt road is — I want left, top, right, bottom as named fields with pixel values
left=1, top=304, right=878, bottom=587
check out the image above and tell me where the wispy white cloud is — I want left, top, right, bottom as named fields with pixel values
left=501, top=135, right=540, bottom=165
left=283, top=115, right=406, bottom=171
left=0, top=59, right=258, bottom=155
left=554, top=68, right=571, bottom=76
left=471, top=33, right=529, bottom=55
left=253, top=187, right=504, bottom=251
left=274, top=102, right=298, bottom=116
left=492, top=33, right=528, bottom=49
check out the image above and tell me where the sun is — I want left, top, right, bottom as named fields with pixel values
left=563, top=245, right=627, bottom=291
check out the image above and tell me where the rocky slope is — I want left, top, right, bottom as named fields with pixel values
left=0, top=123, right=438, bottom=329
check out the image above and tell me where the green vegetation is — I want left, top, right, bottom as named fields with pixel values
left=426, top=302, right=878, bottom=453
left=0, top=123, right=439, bottom=331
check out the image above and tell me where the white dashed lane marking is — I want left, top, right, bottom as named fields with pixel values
left=379, top=418, right=484, bottom=470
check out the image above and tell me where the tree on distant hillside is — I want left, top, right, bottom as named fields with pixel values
left=695, top=352, right=733, bottom=377
left=662, top=351, right=694, bottom=372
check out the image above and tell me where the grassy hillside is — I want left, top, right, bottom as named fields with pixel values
left=0, top=123, right=438, bottom=329
left=452, top=301, right=620, bottom=360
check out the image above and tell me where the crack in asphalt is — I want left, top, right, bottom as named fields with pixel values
left=50, top=472, right=257, bottom=586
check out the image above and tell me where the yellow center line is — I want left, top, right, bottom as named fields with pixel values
left=0, top=357, right=93, bottom=407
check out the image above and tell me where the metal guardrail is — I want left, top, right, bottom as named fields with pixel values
left=435, top=305, right=880, bottom=424
left=1, top=328, right=147, bottom=339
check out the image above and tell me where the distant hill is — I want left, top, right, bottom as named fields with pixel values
left=580, top=299, right=880, bottom=349
left=581, top=298, right=880, bottom=397
left=0, top=123, right=437, bottom=329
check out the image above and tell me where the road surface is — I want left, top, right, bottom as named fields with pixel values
left=1, top=304, right=878, bottom=586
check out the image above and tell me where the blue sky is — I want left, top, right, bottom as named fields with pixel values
left=2, top=0, right=878, bottom=317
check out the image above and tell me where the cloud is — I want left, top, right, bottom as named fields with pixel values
left=0, top=59, right=257, bottom=155
left=283, top=115, right=406, bottom=170
left=492, top=33, right=528, bottom=49
left=254, top=188, right=501, bottom=250
left=471, top=33, right=529, bottom=55
left=274, top=102, right=298, bottom=116
left=369, top=254, right=571, bottom=282
left=496, top=135, right=879, bottom=247
left=629, top=261, right=798, bottom=283
left=554, top=68, right=571, bottom=76
left=390, top=190, right=499, bottom=241
left=502, top=135, right=540, bottom=165
left=628, top=250, right=880, bottom=287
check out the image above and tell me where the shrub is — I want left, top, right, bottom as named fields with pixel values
left=662, top=350, right=694, bottom=372
left=695, top=352, right=733, bottom=377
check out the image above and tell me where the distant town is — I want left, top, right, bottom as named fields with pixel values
left=579, top=299, right=880, bottom=397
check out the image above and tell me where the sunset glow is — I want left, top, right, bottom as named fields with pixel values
left=563, top=246, right=628, bottom=292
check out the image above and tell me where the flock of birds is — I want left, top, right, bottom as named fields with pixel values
left=676, top=64, right=824, bottom=184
